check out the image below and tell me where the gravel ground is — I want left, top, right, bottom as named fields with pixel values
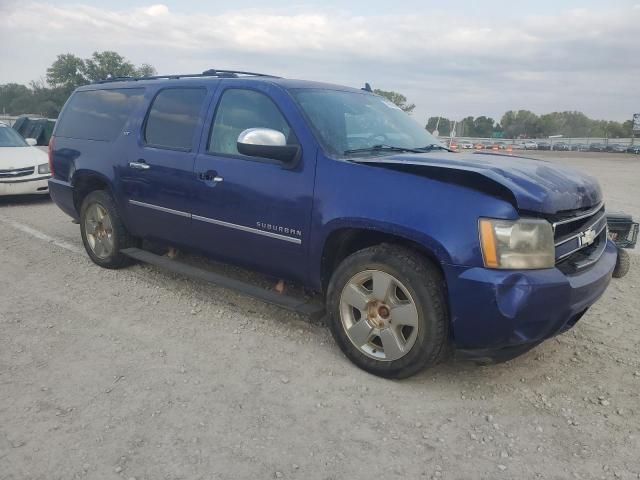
left=1, top=152, right=639, bottom=480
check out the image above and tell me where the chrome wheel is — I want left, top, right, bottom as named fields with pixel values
left=84, top=203, right=114, bottom=259
left=339, top=269, right=419, bottom=361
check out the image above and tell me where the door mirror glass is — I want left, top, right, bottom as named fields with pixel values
left=237, top=128, right=300, bottom=165
left=25, top=138, right=38, bottom=146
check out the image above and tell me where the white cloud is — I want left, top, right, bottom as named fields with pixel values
left=144, top=4, right=169, bottom=16
left=1, top=2, right=638, bottom=121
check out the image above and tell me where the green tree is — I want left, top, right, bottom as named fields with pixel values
left=621, top=120, right=634, bottom=137
left=29, top=80, right=68, bottom=117
left=84, top=51, right=136, bottom=81
left=46, top=54, right=87, bottom=92
left=135, top=63, right=157, bottom=78
left=373, top=89, right=416, bottom=113
left=2, top=52, right=156, bottom=118
left=473, top=116, right=495, bottom=138
left=458, top=116, right=476, bottom=137
left=425, top=116, right=451, bottom=136
left=0, top=83, right=32, bottom=114
left=500, top=110, right=540, bottom=138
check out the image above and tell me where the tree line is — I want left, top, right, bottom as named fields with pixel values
left=0, top=51, right=634, bottom=139
left=427, top=110, right=634, bottom=139
left=0, top=51, right=156, bottom=118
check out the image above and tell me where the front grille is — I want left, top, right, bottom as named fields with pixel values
left=552, top=202, right=607, bottom=273
left=0, top=166, right=35, bottom=179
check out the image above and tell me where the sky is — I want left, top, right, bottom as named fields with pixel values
left=1, top=0, right=638, bottom=123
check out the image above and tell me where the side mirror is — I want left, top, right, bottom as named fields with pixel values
left=237, top=128, right=300, bottom=166
left=25, top=138, right=38, bottom=146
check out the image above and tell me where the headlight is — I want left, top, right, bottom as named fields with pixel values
left=479, top=218, right=555, bottom=269
left=38, top=163, right=50, bottom=174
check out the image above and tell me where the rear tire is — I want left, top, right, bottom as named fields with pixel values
left=613, top=248, right=630, bottom=279
left=80, top=190, right=138, bottom=269
left=326, top=244, right=449, bottom=379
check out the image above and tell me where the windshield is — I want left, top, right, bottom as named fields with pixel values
left=0, top=126, right=28, bottom=147
left=291, top=89, right=442, bottom=158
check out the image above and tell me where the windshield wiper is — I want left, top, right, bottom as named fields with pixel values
left=343, top=144, right=425, bottom=155
left=415, top=144, right=453, bottom=152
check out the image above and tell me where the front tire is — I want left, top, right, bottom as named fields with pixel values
left=80, top=190, right=138, bottom=269
left=326, top=244, right=449, bottom=379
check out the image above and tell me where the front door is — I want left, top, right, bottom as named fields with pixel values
left=191, top=84, right=316, bottom=284
left=120, top=86, right=210, bottom=246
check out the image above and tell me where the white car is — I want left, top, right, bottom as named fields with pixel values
left=522, top=141, right=538, bottom=150
left=0, top=122, right=50, bottom=196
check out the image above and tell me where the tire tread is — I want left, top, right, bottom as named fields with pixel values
left=80, top=190, right=138, bottom=269
left=327, top=243, right=449, bottom=379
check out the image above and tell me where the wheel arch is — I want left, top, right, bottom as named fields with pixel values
left=319, top=223, right=450, bottom=294
left=72, top=170, right=115, bottom=214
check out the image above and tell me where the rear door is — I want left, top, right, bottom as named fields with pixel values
left=190, top=82, right=317, bottom=283
left=120, top=86, right=211, bottom=245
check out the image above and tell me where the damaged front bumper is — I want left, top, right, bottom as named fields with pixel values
left=444, top=239, right=617, bottom=361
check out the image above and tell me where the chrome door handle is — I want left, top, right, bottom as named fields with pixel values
left=198, top=170, right=223, bottom=183
left=129, top=161, right=150, bottom=170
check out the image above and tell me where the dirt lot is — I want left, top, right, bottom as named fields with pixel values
left=1, top=152, right=639, bottom=480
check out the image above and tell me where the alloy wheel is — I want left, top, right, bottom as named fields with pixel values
left=339, top=269, right=419, bottom=361
left=84, top=203, right=114, bottom=259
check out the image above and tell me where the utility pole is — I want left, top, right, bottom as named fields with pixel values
left=432, top=116, right=441, bottom=137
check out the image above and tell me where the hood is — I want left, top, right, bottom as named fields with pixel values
left=356, top=151, right=601, bottom=215
left=0, top=146, right=48, bottom=170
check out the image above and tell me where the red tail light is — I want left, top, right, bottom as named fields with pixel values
left=48, top=137, right=55, bottom=177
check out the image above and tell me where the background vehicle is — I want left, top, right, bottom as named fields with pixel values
left=537, top=141, right=551, bottom=150
left=457, top=141, right=474, bottom=149
left=48, top=71, right=617, bottom=378
left=12, top=116, right=56, bottom=146
left=570, top=143, right=588, bottom=151
left=626, top=145, right=640, bottom=154
left=607, top=144, right=627, bottom=153
left=552, top=142, right=570, bottom=151
left=522, top=141, right=538, bottom=150
left=589, top=143, right=607, bottom=152
left=607, top=212, right=638, bottom=278
left=0, top=122, right=51, bottom=196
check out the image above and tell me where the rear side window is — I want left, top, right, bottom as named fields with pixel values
left=55, top=88, right=144, bottom=141
left=144, top=88, right=207, bottom=151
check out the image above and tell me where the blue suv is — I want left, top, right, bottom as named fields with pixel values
left=48, top=70, right=616, bottom=378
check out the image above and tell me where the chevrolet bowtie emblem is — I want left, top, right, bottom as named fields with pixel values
left=579, top=228, right=597, bottom=247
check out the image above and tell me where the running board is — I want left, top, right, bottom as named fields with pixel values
left=121, top=248, right=325, bottom=320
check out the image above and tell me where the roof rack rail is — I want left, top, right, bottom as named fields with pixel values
left=94, top=69, right=280, bottom=84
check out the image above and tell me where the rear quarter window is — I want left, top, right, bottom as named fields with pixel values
left=55, top=88, right=145, bottom=141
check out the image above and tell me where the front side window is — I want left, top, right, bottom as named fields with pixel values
left=208, top=89, right=292, bottom=156
left=291, top=89, right=441, bottom=157
left=145, top=88, right=207, bottom=150
left=0, top=125, right=28, bottom=147
left=55, top=88, right=145, bottom=141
